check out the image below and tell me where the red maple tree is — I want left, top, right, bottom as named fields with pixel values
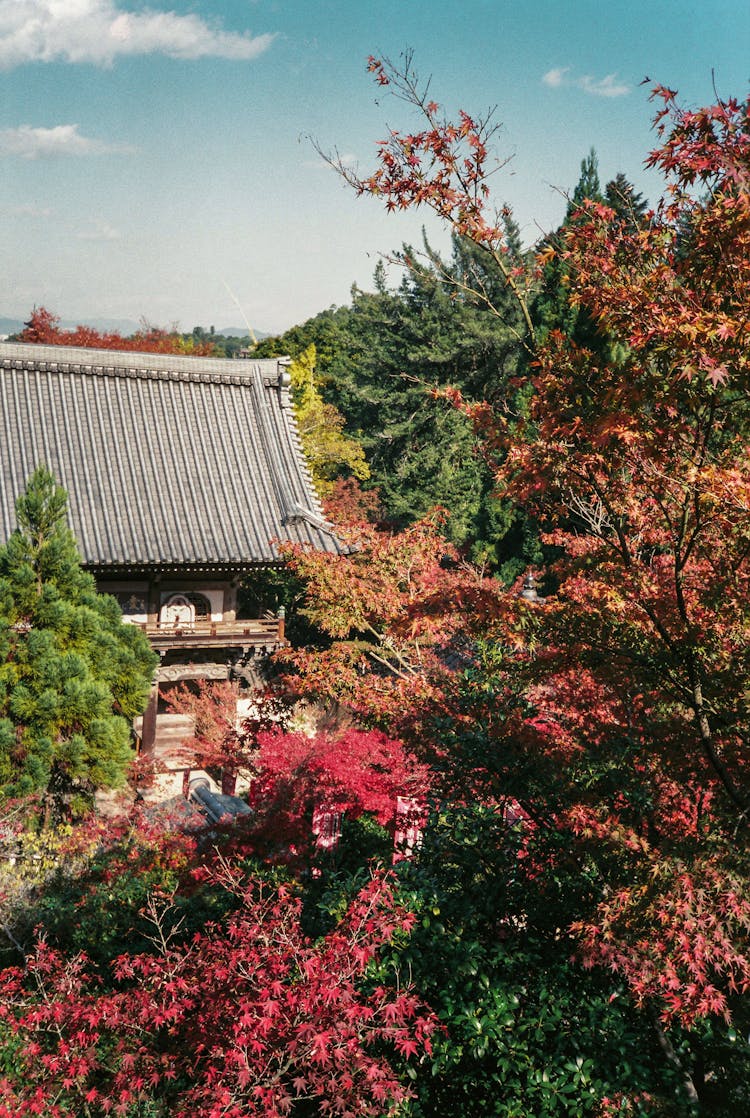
left=300, top=62, right=750, bottom=1040
left=0, top=863, right=436, bottom=1117
left=19, top=306, right=216, bottom=355
left=161, top=680, right=428, bottom=860
left=278, top=511, right=507, bottom=740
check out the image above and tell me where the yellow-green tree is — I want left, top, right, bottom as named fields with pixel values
left=290, top=344, right=369, bottom=496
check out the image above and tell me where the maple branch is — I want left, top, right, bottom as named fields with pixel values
left=0, top=920, right=26, bottom=960
left=312, top=52, right=537, bottom=353
left=684, top=657, right=748, bottom=818
left=141, top=892, right=187, bottom=961
left=361, top=621, right=422, bottom=679
left=649, top=1006, right=700, bottom=1105
left=677, top=399, right=716, bottom=572
left=564, top=490, right=616, bottom=539
left=581, top=470, right=630, bottom=553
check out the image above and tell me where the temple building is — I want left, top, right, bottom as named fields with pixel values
left=0, top=340, right=340, bottom=756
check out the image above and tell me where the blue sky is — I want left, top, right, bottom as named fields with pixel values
left=0, top=0, right=745, bottom=334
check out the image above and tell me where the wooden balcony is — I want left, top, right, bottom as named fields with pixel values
left=141, top=615, right=285, bottom=654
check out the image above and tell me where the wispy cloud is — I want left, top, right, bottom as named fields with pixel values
left=9, top=202, right=53, bottom=217
left=579, top=74, right=631, bottom=98
left=0, top=123, right=133, bottom=159
left=543, top=66, right=631, bottom=98
left=0, top=0, right=276, bottom=69
left=78, top=218, right=122, bottom=241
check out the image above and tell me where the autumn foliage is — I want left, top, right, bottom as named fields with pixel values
left=2, top=63, right=750, bottom=1117
left=254, top=725, right=429, bottom=831
left=0, top=866, right=435, bottom=1117
left=19, top=306, right=216, bottom=355
left=298, top=64, right=750, bottom=1054
left=278, top=511, right=507, bottom=739
left=486, top=88, right=750, bottom=1028
left=162, top=680, right=428, bottom=857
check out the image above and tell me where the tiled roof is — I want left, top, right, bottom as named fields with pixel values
left=0, top=342, right=340, bottom=569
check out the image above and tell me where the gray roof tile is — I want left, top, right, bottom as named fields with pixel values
left=0, top=342, right=340, bottom=569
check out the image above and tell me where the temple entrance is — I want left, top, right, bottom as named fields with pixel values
left=159, top=592, right=212, bottom=629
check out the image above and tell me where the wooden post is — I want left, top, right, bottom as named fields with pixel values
left=140, top=679, right=160, bottom=755
left=147, top=576, right=161, bottom=630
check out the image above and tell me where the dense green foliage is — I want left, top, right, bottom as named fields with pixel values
left=255, top=164, right=650, bottom=581
left=181, top=324, right=254, bottom=357
left=392, top=808, right=686, bottom=1117
left=257, top=233, right=540, bottom=576
left=0, top=468, right=156, bottom=812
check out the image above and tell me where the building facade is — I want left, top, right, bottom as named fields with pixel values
left=0, top=341, right=340, bottom=753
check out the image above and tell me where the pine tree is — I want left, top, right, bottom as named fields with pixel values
left=570, top=147, right=603, bottom=212
left=534, top=149, right=638, bottom=353
left=0, top=468, right=157, bottom=814
left=255, top=228, right=535, bottom=573
left=604, top=172, right=649, bottom=234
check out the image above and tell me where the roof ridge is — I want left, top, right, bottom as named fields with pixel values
left=0, top=342, right=286, bottom=388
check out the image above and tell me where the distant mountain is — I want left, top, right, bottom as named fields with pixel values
left=64, top=317, right=143, bottom=335
left=0, top=315, right=142, bottom=337
left=218, top=326, right=270, bottom=339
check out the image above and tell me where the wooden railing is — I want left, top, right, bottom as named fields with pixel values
left=140, top=615, right=285, bottom=651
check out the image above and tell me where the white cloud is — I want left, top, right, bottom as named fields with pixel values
left=579, top=74, right=631, bottom=98
left=10, top=202, right=53, bottom=217
left=542, top=67, right=569, bottom=89
left=543, top=66, right=631, bottom=98
left=0, top=123, right=133, bottom=158
left=0, top=0, right=275, bottom=69
left=78, top=218, right=122, bottom=241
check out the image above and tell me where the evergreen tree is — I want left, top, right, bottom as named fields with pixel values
left=256, top=235, right=534, bottom=574
left=254, top=304, right=352, bottom=372
left=604, top=172, right=649, bottom=234
left=533, top=151, right=647, bottom=359
left=0, top=468, right=157, bottom=814
left=333, top=259, right=493, bottom=545
left=570, top=146, right=603, bottom=211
